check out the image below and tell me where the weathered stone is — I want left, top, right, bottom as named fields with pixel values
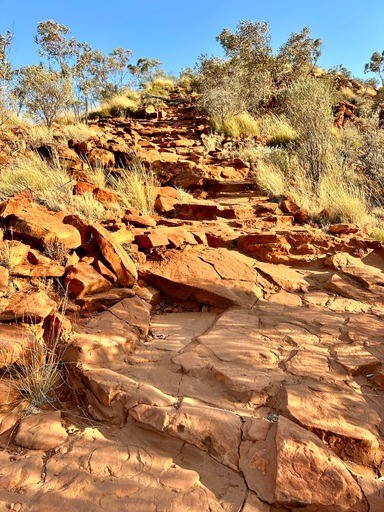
left=92, top=223, right=137, bottom=287
left=334, top=344, right=381, bottom=375
left=141, top=248, right=261, bottom=308
left=276, top=384, right=383, bottom=468
left=6, top=205, right=81, bottom=250
left=130, top=397, right=242, bottom=470
left=0, top=323, right=37, bottom=366
left=240, top=416, right=368, bottom=511
left=15, top=411, right=68, bottom=450
left=64, top=261, right=112, bottom=298
left=0, top=288, right=56, bottom=323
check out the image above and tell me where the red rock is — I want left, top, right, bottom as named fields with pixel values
left=130, top=397, right=242, bottom=470
left=74, top=181, right=95, bottom=195
left=334, top=344, right=381, bottom=376
left=93, top=186, right=119, bottom=204
left=0, top=192, right=33, bottom=217
left=135, top=231, right=170, bottom=249
left=13, top=249, right=65, bottom=277
left=94, top=258, right=118, bottom=284
left=92, top=223, right=137, bottom=287
left=141, top=247, right=261, bottom=308
left=15, top=411, right=68, bottom=450
left=240, top=416, right=368, bottom=511
left=0, top=288, right=56, bottom=323
left=329, top=223, right=360, bottom=234
left=123, top=208, right=157, bottom=227
left=0, top=324, right=37, bottom=366
left=280, top=198, right=300, bottom=214
left=63, top=214, right=96, bottom=252
left=87, top=147, right=115, bottom=167
left=43, top=312, right=72, bottom=345
left=6, top=204, right=81, bottom=250
left=373, top=369, right=384, bottom=390
left=0, top=240, right=30, bottom=270
left=65, top=262, right=112, bottom=298
left=276, top=384, right=382, bottom=469
left=154, top=195, right=178, bottom=214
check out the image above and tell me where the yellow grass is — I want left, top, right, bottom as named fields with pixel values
left=258, top=114, right=298, bottom=147
left=212, top=112, right=260, bottom=138
left=92, top=91, right=140, bottom=118
left=110, top=161, right=159, bottom=214
left=59, top=123, right=98, bottom=142
left=70, top=193, right=105, bottom=222
left=0, top=153, right=73, bottom=211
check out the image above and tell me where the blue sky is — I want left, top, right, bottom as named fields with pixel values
left=1, top=0, right=383, bottom=79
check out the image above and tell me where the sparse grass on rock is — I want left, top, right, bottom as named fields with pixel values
left=0, top=153, right=74, bottom=211
left=110, top=161, right=159, bottom=214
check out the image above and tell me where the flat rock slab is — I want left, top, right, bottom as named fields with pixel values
left=6, top=205, right=81, bottom=250
left=141, top=247, right=262, bottom=308
left=149, top=311, right=217, bottom=351
left=0, top=288, right=56, bottom=323
left=15, top=411, right=68, bottom=450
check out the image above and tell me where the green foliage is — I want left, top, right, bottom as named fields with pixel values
left=198, top=21, right=322, bottom=127
left=128, top=57, right=164, bottom=89
left=14, top=64, right=74, bottom=127
left=277, top=27, right=322, bottom=81
left=364, top=50, right=384, bottom=86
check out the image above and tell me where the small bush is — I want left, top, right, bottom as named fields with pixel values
left=282, top=77, right=335, bottom=186
left=212, top=112, right=260, bottom=138
left=110, top=161, right=159, bottom=214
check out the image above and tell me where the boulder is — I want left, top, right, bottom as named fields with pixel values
left=0, top=288, right=56, bottom=323
left=64, top=262, right=112, bottom=298
left=6, top=205, right=81, bottom=250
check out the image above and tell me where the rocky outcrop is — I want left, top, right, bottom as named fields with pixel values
left=0, top=94, right=384, bottom=512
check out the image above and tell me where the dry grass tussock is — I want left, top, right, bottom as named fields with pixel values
left=71, top=192, right=105, bottom=223
left=0, top=294, right=71, bottom=419
left=251, top=146, right=373, bottom=228
left=59, top=123, right=98, bottom=142
left=93, top=91, right=140, bottom=118
left=144, top=77, right=176, bottom=98
left=258, top=114, right=298, bottom=147
left=212, top=112, right=260, bottom=138
left=1, top=335, right=63, bottom=416
left=110, top=161, right=159, bottom=214
left=0, top=153, right=73, bottom=211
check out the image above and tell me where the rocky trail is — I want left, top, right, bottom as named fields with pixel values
left=0, top=96, right=384, bottom=511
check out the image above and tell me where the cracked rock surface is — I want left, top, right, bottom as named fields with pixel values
left=1, top=97, right=384, bottom=511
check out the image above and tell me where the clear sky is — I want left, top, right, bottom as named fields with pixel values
left=1, top=0, right=383, bottom=79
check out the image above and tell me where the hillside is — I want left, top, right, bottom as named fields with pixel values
left=0, top=91, right=384, bottom=511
